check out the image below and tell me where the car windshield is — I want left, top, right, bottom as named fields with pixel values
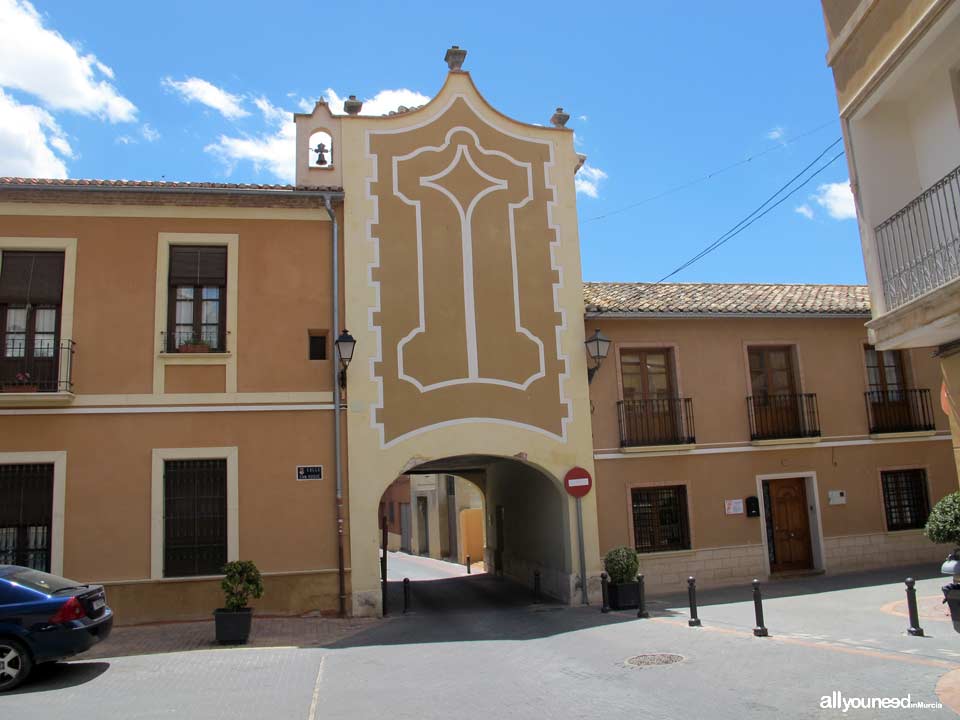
left=3, top=568, right=85, bottom=595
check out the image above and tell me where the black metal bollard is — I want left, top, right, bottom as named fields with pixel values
left=533, top=570, right=542, bottom=604
left=466, top=555, right=471, bottom=574
left=752, top=579, right=768, bottom=637
left=403, top=577, right=411, bottom=614
left=601, top=572, right=610, bottom=613
left=637, top=574, right=649, bottom=619
left=905, top=577, right=925, bottom=637
left=687, top=576, right=701, bottom=627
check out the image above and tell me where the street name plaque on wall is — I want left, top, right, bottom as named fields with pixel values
left=296, top=465, right=323, bottom=481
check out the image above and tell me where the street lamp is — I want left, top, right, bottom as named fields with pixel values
left=334, top=329, right=356, bottom=389
left=584, top=329, right=610, bottom=383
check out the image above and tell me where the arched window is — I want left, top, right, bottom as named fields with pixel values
left=309, top=130, right=333, bottom=168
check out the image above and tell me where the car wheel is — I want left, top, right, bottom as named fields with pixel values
left=0, top=637, right=33, bottom=692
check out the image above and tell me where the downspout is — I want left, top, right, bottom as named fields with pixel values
left=324, top=196, right=347, bottom=618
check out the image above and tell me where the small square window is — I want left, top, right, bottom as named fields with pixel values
left=308, top=332, right=327, bottom=360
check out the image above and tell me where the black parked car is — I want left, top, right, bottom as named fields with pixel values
left=0, top=565, right=113, bottom=691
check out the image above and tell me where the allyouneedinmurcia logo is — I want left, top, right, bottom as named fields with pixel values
left=820, top=691, right=942, bottom=712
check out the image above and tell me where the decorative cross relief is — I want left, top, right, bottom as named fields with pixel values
left=393, top=127, right=545, bottom=392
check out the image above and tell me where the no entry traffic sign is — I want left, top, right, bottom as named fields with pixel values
left=564, top=466, right=593, bottom=498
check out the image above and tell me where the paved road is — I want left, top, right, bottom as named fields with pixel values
left=3, top=565, right=959, bottom=719
left=385, top=551, right=473, bottom=581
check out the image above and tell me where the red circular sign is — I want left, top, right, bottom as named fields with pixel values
left=564, top=466, right=593, bottom=498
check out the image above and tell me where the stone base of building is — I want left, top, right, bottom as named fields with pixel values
left=638, top=544, right=768, bottom=596
left=824, top=530, right=952, bottom=573
left=103, top=570, right=345, bottom=626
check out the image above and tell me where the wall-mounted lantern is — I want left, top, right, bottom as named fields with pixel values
left=584, top=329, right=610, bottom=384
left=334, top=329, right=356, bottom=389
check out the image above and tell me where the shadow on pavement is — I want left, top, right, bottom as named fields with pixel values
left=649, top=563, right=945, bottom=614
left=324, top=573, right=637, bottom=648
left=6, top=661, right=110, bottom=695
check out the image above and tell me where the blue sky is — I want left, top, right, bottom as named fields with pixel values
left=0, top=0, right=864, bottom=285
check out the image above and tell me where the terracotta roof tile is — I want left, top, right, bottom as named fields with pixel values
left=583, top=282, right=871, bottom=316
left=0, top=177, right=342, bottom=192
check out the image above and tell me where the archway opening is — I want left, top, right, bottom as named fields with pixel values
left=374, top=454, right=572, bottom=613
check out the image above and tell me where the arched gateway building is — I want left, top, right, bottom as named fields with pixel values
left=0, top=48, right=955, bottom=622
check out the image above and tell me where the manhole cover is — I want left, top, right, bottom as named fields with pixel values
left=625, top=653, right=684, bottom=668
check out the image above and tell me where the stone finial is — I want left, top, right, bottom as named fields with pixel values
left=444, top=45, right=467, bottom=71
left=344, top=95, right=363, bottom=115
left=550, top=107, right=570, bottom=128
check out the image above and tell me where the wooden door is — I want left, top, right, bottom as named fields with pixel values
left=767, top=477, right=813, bottom=573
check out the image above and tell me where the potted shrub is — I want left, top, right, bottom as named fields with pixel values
left=2, top=372, right=39, bottom=393
left=179, top=337, right=212, bottom=354
left=925, top=492, right=960, bottom=633
left=214, top=560, right=264, bottom=645
left=604, top=545, right=640, bottom=610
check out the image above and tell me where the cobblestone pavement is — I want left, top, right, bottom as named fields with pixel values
left=78, top=613, right=379, bottom=659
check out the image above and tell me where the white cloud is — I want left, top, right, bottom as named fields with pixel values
left=141, top=123, right=160, bottom=142
left=575, top=163, right=608, bottom=198
left=794, top=204, right=814, bottom=220
left=578, top=114, right=589, bottom=122
left=0, top=88, right=70, bottom=177
left=325, top=88, right=430, bottom=116
left=812, top=179, right=856, bottom=220
left=163, top=76, right=248, bottom=119
left=0, top=0, right=135, bottom=122
left=205, top=89, right=432, bottom=182
left=205, top=96, right=295, bottom=181
left=766, top=126, right=785, bottom=142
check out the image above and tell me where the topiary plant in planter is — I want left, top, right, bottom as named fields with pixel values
left=604, top=546, right=640, bottom=610
left=214, top=560, right=264, bottom=645
left=925, top=492, right=960, bottom=633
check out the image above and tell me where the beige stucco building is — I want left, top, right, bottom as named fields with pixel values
left=0, top=47, right=955, bottom=623
left=821, top=0, right=960, bottom=478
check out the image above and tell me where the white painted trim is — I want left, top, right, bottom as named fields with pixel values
left=0, top=450, right=66, bottom=576
left=755, top=471, right=826, bottom=577
left=594, top=432, right=951, bottom=459
left=69, top=391, right=334, bottom=406
left=0, top=403, right=334, bottom=416
left=151, top=446, right=239, bottom=580
left=364, top=92, right=570, bottom=448
left=392, top=126, right=544, bottom=391
left=153, top=233, right=239, bottom=394
left=0, top=237, right=78, bottom=392
left=94, top=567, right=347, bottom=586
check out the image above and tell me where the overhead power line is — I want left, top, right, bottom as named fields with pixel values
left=656, top=138, right=845, bottom=283
left=583, top=120, right=836, bottom=223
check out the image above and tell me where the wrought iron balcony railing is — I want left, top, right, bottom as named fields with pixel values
left=747, top=393, right=820, bottom=441
left=617, top=397, right=696, bottom=447
left=0, top=339, right=74, bottom=393
left=864, top=388, right=935, bottom=435
left=875, top=163, right=960, bottom=311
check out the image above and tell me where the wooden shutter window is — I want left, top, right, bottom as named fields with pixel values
left=169, top=246, right=227, bottom=286
left=0, top=251, right=65, bottom=304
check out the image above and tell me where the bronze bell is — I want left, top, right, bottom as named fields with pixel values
left=314, top=142, right=328, bottom=166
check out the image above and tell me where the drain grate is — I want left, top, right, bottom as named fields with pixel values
left=625, top=653, right=684, bottom=668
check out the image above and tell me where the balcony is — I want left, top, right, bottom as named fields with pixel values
left=875, top=163, right=960, bottom=312
left=617, top=398, right=695, bottom=448
left=747, top=393, right=820, bottom=442
left=864, top=388, right=935, bottom=435
left=0, top=340, right=74, bottom=396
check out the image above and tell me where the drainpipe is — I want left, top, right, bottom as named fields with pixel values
left=324, top=196, right=347, bottom=618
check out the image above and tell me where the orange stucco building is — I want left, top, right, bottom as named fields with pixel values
left=0, top=47, right=955, bottom=622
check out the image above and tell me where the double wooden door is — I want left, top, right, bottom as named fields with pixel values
left=767, top=477, right=813, bottom=573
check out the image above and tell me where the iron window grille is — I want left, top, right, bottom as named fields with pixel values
left=163, top=459, right=228, bottom=577
left=881, top=469, right=930, bottom=532
left=0, top=463, right=54, bottom=571
left=631, top=485, right=691, bottom=554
